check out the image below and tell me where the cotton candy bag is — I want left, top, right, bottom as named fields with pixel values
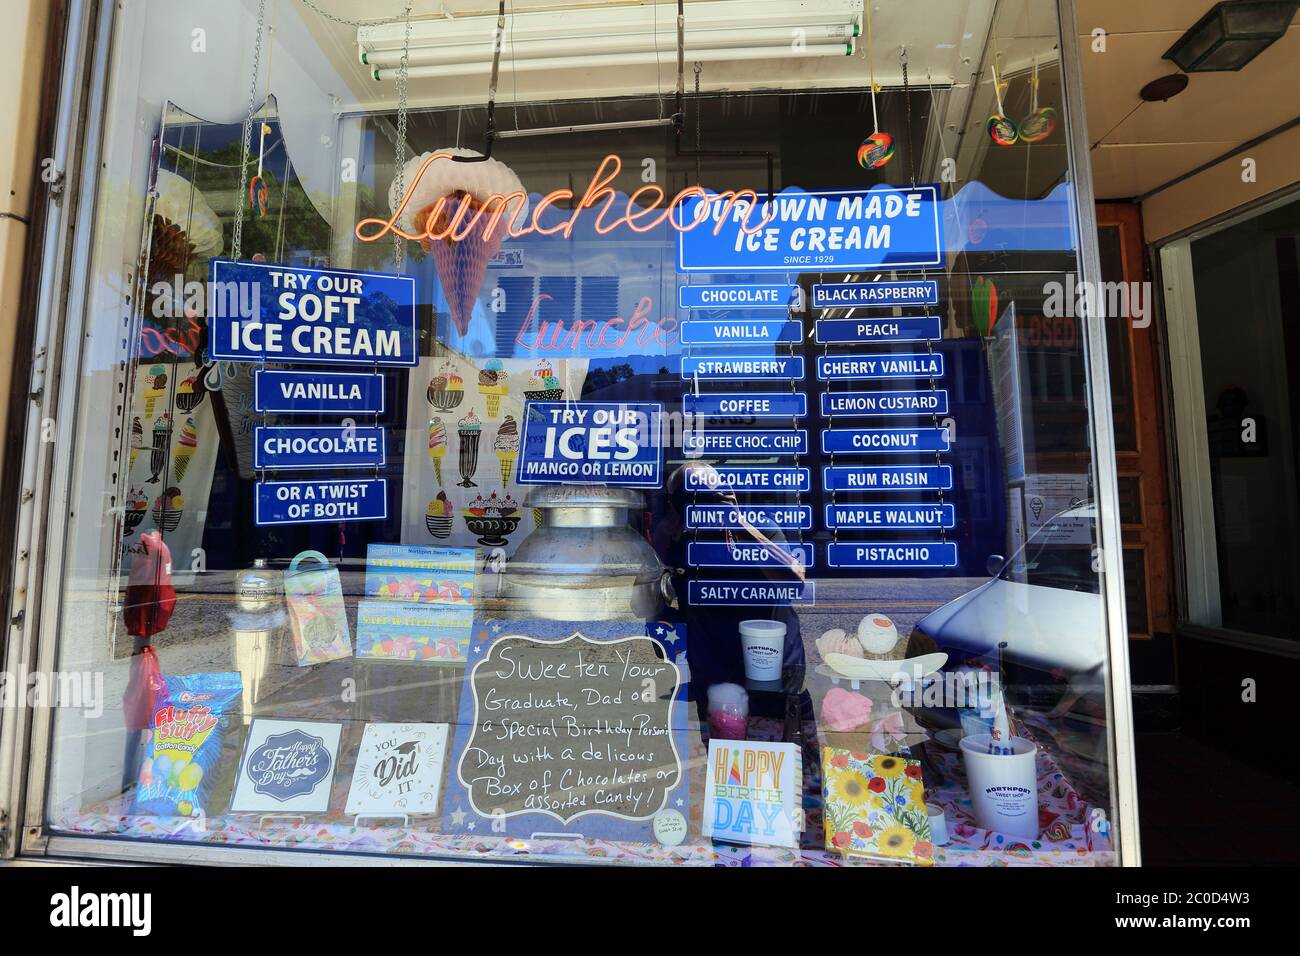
left=130, top=671, right=242, bottom=818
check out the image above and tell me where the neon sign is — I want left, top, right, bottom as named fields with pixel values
left=512, top=293, right=678, bottom=353
left=355, top=153, right=777, bottom=245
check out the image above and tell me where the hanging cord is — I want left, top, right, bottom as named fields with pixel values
left=454, top=0, right=506, bottom=162
left=866, top=0, right=879, bottom=134
left=672, top=0, right=773, bottom=202
left=233, top=0, right=268, bottom=261
left=991, top=52, right=1008, bottom=118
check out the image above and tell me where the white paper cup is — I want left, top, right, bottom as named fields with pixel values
left=926, top=804, right=949, bottom=846
left=960, top=733, right=1039, bottom=838
left=739, top=620, right=786, bottom=682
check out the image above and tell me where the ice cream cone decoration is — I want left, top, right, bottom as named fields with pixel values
left=175, top=370, right=204, bottom=413
left=148, top=414, right=171, bottom=484
left=427, top=361, right=465, bottom=412
left=124, top=487, right=148, bottom=536
left=494, top=414, right=519, bottom=485
left=425, top=491, right=453, bottom=539
left=129, top=416, right=144, bottom=471
left=457, top=409, right=483, bottom=488
left=152, top=486, right=184, bottom=532
left=148, top=169, right=222, bottom=283
left=172, top=417, right=198, bottom=482
left=478, top=359, right=509, bottom=418
left=428, top=417, right=448, bottom=485
left=389, top=149, right=528, bottom=337
left=523, top=360, right=563, bottom=402
left=143, top=364, right=167, bottom=418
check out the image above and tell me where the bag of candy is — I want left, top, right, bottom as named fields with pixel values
left=130, top=670, right=243, bottom=819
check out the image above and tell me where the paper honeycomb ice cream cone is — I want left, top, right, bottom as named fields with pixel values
left=422, top=192, right=500, bottom=337
left=532, top=508, right=543, bottom=530
left=391, top=149, right=527, bottom=338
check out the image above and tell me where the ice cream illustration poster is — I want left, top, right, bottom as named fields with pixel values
left=401, top=352, right=587, bottom=556
left=702, top=740, right=802, bottom=849
left=120, top=360, right=220, bottom=583
left=363, top=544, right=475, bottom=606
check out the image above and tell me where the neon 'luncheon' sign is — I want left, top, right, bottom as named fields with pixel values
left=354, top=153, right=778, bottom=244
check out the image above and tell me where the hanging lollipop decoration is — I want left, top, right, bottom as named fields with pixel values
left=986, top=53, right=1018, bottom=147
left=248, top=126, right=271, bottom=218
left=1019, top=57, right=1057, bottom=143
left=856, top=3, right=894, bottom=170
left=247, top=20, right=275, bottom=218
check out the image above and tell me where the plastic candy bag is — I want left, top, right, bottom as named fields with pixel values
left=130, top=671, right=242, bottom=819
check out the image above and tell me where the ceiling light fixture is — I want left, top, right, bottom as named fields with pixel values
left=357, top=0, right=863, bottom=81
left=1163, top=0, right=1298, bottom=72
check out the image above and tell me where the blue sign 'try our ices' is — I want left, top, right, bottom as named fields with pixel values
left=208, top=259, right=417, bottom=367
left=518, top=401, right=662, bottom=488
left=675, top=186, right=942, bottom=273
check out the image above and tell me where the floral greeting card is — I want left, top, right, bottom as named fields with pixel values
left=822, top=748, right=933, bottom=865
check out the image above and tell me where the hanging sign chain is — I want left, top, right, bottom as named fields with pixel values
left=902, top=46, right=914, bottom=186
left=233, top=0, right=268, bottom=261
left=392, top=4, right=412, bottom=268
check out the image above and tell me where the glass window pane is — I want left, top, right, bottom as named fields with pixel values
left=36, top=0, right=1124, bottom=866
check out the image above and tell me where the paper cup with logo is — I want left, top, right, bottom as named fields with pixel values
left=739, top=620, right=785, bottom=682
left=959, top=733, right=1039, bottom=838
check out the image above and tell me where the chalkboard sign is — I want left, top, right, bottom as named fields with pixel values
left=441, top=620, right=691, bottom=842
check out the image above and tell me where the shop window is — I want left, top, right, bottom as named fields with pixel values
left=28, top=0, right=1126, bottom=867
